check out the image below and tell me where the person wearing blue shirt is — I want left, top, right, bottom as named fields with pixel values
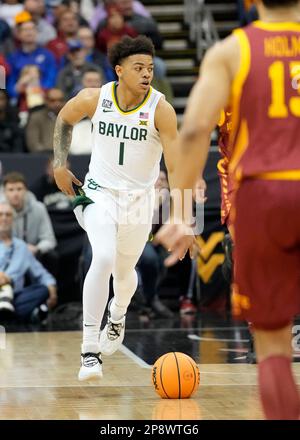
left=6, top=19, right=57, bottom=99
left=0, top=202, right=57, bottom=321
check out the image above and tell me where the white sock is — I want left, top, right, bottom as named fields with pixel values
left=82, top=324, right=101, bottom=353
left=110, top=269, right=138, bottom=321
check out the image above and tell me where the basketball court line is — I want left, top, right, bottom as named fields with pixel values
left=219, top=348, right=248, bottom=353
left=125, top=326, right=248, bottom=333
left=119, top=344, right=152, bottom=368
left=188, top=334, right=249, bottom=343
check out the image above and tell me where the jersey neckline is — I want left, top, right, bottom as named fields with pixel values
left=112, top=82, right=152, bottom=115
left=253, top=20, right=300, bottom=31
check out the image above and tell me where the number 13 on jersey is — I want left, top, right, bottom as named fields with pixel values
left=268, top=61, right=300, bottom=118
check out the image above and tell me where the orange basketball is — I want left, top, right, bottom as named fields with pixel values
left=151, top=352, right=200, bottom=399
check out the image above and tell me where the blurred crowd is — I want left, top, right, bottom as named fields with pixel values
left=0, top=0, right=174, bottom=154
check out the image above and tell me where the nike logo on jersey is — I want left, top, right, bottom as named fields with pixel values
left=103, top=109, right=114, bottom=113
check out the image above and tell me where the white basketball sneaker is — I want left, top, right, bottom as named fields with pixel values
left=99, top=305, right=126, bottom=356
left=78, top=352, right=103, bottom=381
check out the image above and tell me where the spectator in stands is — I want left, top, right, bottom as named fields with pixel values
left=57, top=39, right=102, bottom=99
left=90, top=0, right=150, bottom=31
left=0, top=0, right=23, bottom=27
left=45, top=0, right=69, bottom=26
left=24, top=0, right=57, bottom=45
left=26, top=87, right=64, bottom=152
left=30, top=156, right=71, bottom=209
left=46, top=0, right=89, bottom=27
left=6, top=19, right=57, bottom=100
left=78, top=25, right=115, bottom=82
left=47, top=9, right=80, bottom=65
left=15, top=64, right=45, bottom=113
left=0, top=89, right=25, bottom=153
left=151, top=60, right=174, bottom=106
left=0, top=201, right=57, bottom=322
left=2, top=172, right=58, bottom=276
left=96, top=0, right=163, bottom=50
left=96, top=3, right=138, bottom=53
left=81, top=67, right=102, bottom=89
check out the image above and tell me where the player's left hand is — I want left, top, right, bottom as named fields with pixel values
left=154, top=222, right=196, bottom=267
left=53, top=166, right=82, bottom=196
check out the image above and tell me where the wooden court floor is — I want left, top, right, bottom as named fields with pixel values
left=0, top=331, right=300, bottom=420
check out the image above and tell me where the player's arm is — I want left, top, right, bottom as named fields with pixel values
left=173, top=41, right=233, bottom=194
left=53, top=88, right=100, bottom=196
left=154, top=37, right=237, bottom=265
left=154, top=98, right=178, bottom=190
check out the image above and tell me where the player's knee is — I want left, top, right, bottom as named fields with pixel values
left=114, top=269, right=137, bottom=285
left=91, top=249, right=115, bottom=273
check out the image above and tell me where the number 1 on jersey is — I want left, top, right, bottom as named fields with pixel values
left=119, top=142, right=125, bottom=165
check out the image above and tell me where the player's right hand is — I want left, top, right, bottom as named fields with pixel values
left=154, top=222, right=196, bottom=267
left=53, top=166, right=82, bottom=196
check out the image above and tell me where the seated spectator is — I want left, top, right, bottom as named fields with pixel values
left=26, top=87, right=64, bottom=152
left=151, top=60, right=174, bottom=105
left=24, top=0, right=57, bottom=45
left=96, top=0, right=163, bottom=51
left=0, top=201, right=57, bottom=322
left=56, top=39, right=102, bottom=99
left=45, top=0, right=70, bottom=26
left=96, top=4, right=137, bottom=54
left=81, top=66, right=103, bottom=89
left=46, top=0, right=88, bottom=28
left=2, top=172, right=58, bottom=276
left=15, top=64, right=45, bottom=113
left=90, top=0, right=150, bottom=32
left=30, top=156, right=71, bottom=209
left=0, top=89, right=25, bottom=153
left=78, top=25, right=115, bottom=82
left=6, top=19, right=57, bottom=100
left=0, top=0, right=23, bottom=27
left=70, top=68, right=102, bottom=154
left=47, top=9, right=80, bottom=65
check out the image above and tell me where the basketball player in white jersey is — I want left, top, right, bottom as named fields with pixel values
left=53, top=36, right=178, bottom=381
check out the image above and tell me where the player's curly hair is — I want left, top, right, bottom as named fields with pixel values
left=108, top=36, right=155, bottom=69
left=262, top=0, right=298, bottom=7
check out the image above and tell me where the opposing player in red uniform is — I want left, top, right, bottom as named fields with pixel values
left=155, top=0, right=300, bottom=419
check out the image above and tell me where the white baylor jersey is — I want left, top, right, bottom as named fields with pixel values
left=88, top=81, right=164, bottom=190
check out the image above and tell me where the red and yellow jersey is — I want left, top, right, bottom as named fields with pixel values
left=217, top=109, right=234, bottom=225
left=229, top=21, right=300, bottom=182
